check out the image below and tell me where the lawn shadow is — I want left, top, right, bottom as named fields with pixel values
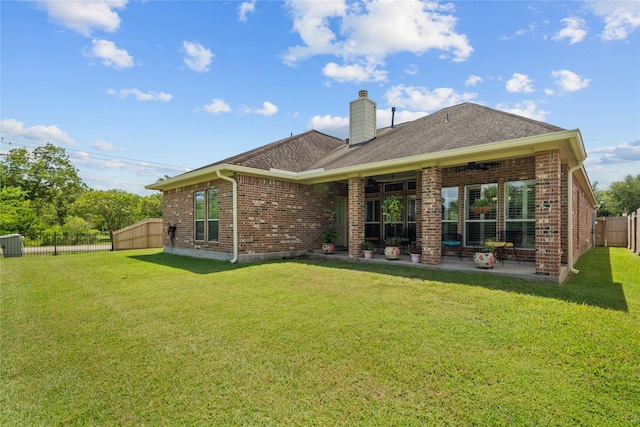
left=294, top=247, right=628, bottom=312
left=128, top=252, right=248, bottom=274
left=129, top=248, right=628, bottom=311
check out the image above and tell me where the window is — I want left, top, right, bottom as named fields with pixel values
left=207, top=189, right=219, bottom=242
left=505, top=180, right=535, bottom=248
left=194, top=191, right=205, bottom=241
left=365, top=198, right=381, bottom=241
left=407, top=195, right=417, bottom=242
left=465, top=184, right=497, bottom=247
left=441, top=187, right=459, bottom=236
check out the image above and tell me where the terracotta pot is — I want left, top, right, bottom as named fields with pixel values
left=474, top=252, right=495, bottom=268
left=384, top=246, right=400, bottom=260
left=410, top=253, right=421, bottom=263
left=363, top=250, right=373, bottom=259
left=322, top=243, right=335, bottom=254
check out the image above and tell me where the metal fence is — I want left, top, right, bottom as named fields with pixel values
left=19, top=231, right=113, bottom=256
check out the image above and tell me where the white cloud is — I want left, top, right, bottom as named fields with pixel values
left=496, top=101, right=548, bottom=121
left=322, top=61, right=387, bottom=83
left=106, top=88, right=172, bottom=101
left=254, top=101, right=278, bottom=116
left=0, top=118, right=76, bottom=145
left=587, top=0, right=640, bottom=41
left=384, top=84, right=477, bottom=111
left=36, top=0, right=127, bottom=36
left=550, top=69, right=590, bottom=92
left=239, top=0, right=256, bottom=22
left=202, top=99, right=232, bottom=114
left=92, top=140, right=117, bottom=151
left=588, top=139, right=640, bottom=163
left=465, top=75, right=483, bottom=86
left=553, top=17, right=587, bottom=44
left=506, top=73, right=535, bottom=93
left=86, top=39, right=134, bottom=69
left=182, top=41, right=214, bottom=72
left=307, top=115, right=349, bottom=137
left=283, top=0, right=472, bottom=82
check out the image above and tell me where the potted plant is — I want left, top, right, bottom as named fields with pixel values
left=361, top=241, right=375, bottom=259
left=471, top=198, right=491, bottom=215
left=474, top=239, right=496, bottom=268
left=382, top=196, right=404, bottom=260
left=323, top=209, right=335, bottom=220
left=320, top=229, right=340, bottom=254
left=384, top=236, right=408, bottom=260
left=408, top=244, right=422, bottom=263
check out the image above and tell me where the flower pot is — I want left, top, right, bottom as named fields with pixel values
left=323, top=212, right=333, bottom=220
left=474, top=252, right=495, bottom=268
left=322, top=243, right=335, bottom=254
left=384, top=246, right=400, bottom=260
left=363, top=250, right=373, bottom=259
left=410, top=253, right=421, bottom=263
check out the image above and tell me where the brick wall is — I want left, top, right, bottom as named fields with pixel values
left=162, top=175, right=333, bottom=258
left=573, top=175, right=596, bottom=261
left=535, top=150, right=562, bottom=276
left=421, top=166, right=442, bottom=265
left=348, top=177, right=365, bottom=258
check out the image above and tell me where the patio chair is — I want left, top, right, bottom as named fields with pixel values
left=442, top=233, right=462, bottom=260
left=486, top=231, right=520, bottom=265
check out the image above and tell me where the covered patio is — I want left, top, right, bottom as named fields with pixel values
left=310, top=249, right=557, bottom=283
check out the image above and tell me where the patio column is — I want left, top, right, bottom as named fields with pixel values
left=421, top=166, right=442, bottom=265
left=348, top=177, right=365, bottom=258
left=535, top=149, right=562, bottom=277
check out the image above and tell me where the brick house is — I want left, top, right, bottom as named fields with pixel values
left=146, top=90, right=597, bottom=283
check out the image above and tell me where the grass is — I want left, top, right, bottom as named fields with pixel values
left=1, top=247, right=638, bottom=426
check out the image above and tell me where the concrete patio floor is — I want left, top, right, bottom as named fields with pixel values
left=309, top=248, right=560, bottom=284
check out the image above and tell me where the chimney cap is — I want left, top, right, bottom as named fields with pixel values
left=358, top=90, right=368, bottom=98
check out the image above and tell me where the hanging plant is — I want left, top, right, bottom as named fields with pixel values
left=381, top=196, right=403, bottom=223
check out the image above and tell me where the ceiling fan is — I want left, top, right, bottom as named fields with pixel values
left=457, top=161, right=500, bottom=172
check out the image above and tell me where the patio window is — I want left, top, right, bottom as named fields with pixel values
left=407, top=195, right=417, bottom=242
left=207, top=189, right=219, bottom=242
left=505, top=180, right=535, bottom=248
left=442, top=187, right=459, bottom=236
left=365, top=198, right=381, bottom=241
left=194, top=191, right=205, bottom=241
left=465, top=184, right=497, bottom=247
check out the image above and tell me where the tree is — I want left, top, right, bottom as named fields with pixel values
left=139, top=193, right=163, bottom=218
left=592, top=182, right=615, bottom=217
left=0, top=186, right=42, bottom=238
left=70, top=190, right=141, bottom=231
left=608, top=174, right=640, bottom=215
left=0, top=143, right=86, bottom=225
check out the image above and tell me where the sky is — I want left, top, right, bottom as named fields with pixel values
left=1, top=0, right=639, bottom=196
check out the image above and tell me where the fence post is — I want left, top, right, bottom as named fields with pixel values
left=53, top=231, right=58, bottom=256
left=110, top=231, right=114, bottom=251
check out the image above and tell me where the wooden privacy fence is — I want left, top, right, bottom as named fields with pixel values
left=595, top=216, right=628, bottom=248
left=629, top=209, right=640, bottom=255
left=112, top=218, right=163, bottom=250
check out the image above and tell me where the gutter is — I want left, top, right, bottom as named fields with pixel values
left=216, top=170, right=238, bottom=264
left=567, top=161, right=583, bottom=275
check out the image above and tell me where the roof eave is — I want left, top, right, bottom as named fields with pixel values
left=146, top=129, right=588, bottom=190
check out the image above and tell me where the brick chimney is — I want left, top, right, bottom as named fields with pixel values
left=349, top=90, right=376, bottom=146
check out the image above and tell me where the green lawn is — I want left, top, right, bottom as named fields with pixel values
left=1, top=247, right=638, bottom=426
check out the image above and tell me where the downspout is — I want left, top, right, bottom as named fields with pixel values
left=216, top=170, right=238, bottom=264
left=567, top=162, right=583, bottom=275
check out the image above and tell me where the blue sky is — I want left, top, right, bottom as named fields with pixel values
left=1, top=0, right=639, bottom=195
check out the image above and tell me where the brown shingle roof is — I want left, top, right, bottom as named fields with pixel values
left=195, top=130, right=345, bottom=173
left=311, top=102, right=565, bottom=170
left=192, top=102, right=565, bottom=175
